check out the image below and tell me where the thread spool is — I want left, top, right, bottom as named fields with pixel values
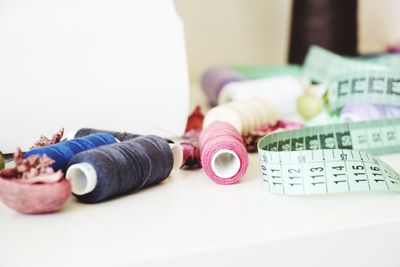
left=340, top=104, right=400, bottom=122
left=203, top=97, right=277, bottom=134
left=201, top=66, right=246, bottom=106
left=72, top=128, right=141, bottom=142
left=23, top=133, right=116, bottom=172
left=289, top=0, right=358, bottom=64
left=68, top=128, right=183, bottom=170
left=218, top=76, right=303, bottom=118
left=66, top=135, right=174, bottom=203
left=199, top=121, right=248, bottom=184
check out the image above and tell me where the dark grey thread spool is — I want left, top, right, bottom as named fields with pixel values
left=73, top=127, right=175, bottom=144
left=289, top=0, right=358, bottom=64
left=71, top=128, right=183, bottom=169
left=74, top=128, right=141, bottom=142
left=65, top=135, right=174, bottom=203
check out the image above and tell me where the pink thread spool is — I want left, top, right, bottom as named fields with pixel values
left=199, top=121, right=248, bottom=185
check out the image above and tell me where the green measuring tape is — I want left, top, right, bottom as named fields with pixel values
left=257, top=46, right=400, bottom=195
left=328, top=71, right=400, bottom=110
left=258, top=118, right=400, bottom=195
left=230, top=65, right=302, bottom=80
left=303, top=46, right=390, bottom=83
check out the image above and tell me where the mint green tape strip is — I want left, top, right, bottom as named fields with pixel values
left=328, top=71, right=400, bottom=110
left=303, top=46, right=389, bottom=83
left=359, top=54, right=400, bottom=70
left=230, top=65, right=302, bottom=80
left=257, top=118, right=400, bottom=195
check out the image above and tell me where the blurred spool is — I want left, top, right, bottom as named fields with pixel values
left=199, top=121, right=248, bottom=185
left=201, top=66, right=246, bottom=106
left=340, top=104, right=400, bottom=122
left=218, top=76, right=303, bottom=118
left=288, top=0, right=358, bottom=64
left=203, top=97, right=277, bottom=134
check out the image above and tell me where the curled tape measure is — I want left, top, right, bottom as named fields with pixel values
left=303, top=46, right=390, bottom=83
left=258, top=118, right=400, bottom=195
left=258, top=46, right=400, bottom=195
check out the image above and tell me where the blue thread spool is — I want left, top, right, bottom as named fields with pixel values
left=24, top=133, right=117, bottom=172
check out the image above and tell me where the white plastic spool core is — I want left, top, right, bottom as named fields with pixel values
left=66, top=163, right=98, bottom=195
left=211, top=149, right=241, bottom=179
left=170, top=143, right=183, bottom=170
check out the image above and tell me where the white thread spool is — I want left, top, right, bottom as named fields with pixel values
left=203, top=97, right=277, bottom=134
left=218, top=76, right=303, bottom=117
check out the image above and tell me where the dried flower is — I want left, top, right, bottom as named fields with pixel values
left=184, top=106, right=204, bottom=133
left=0, top=149, right=63, bottom=184
left=30, top=128, right=64, bottom=149
left=242, top=120, right=303, bottom=153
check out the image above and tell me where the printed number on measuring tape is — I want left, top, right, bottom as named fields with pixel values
left=258, top=118, right=400, bottom=195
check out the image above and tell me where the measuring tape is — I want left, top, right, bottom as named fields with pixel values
left=257, top=118, right=400, bottom=195
left=258, top=46, right=400, bottom=195
left=328, top=71, right=400, bottom=110
left=303, top=46, right=390, bottom=83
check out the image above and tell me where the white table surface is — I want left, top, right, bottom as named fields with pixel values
left=1, top=153, right=400, bottom=267
left=1, top=87, right=400, bottom=267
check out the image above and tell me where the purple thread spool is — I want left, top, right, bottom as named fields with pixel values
left=201, top=66, right=245, bottom=106
left=340, top=104, right=400, bottom=122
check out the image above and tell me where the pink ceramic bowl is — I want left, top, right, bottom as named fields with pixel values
left=0, top=178, right=71, bottom=214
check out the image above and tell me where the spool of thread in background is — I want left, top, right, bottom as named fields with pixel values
left=24, top=133, right=116, bottom=172
left=201, top=66, right=246, bottom=106
left=66, top=135, right=173, bottom=203
left=217, top=76, right=303, bottom=117
left=203, top=97, right=277, bottom=134
left=340, top=104, right=400, bottom=122
left=288, top=0, right=358, bottom=64
left=199, top=121, right=248, bottom=185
